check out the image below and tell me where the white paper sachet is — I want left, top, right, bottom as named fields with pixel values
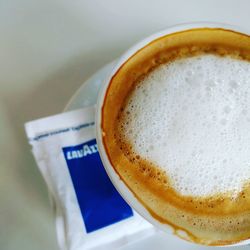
left=25, top=106, right=154, bottom=250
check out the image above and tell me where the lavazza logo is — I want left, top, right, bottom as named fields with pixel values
left=66, top=143, right=98, bottom=160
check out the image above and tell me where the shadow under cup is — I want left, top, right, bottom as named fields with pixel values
left=97, top=25, right=250, bottom=246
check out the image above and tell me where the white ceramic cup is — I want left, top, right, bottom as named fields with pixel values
left=95, top=22, right=250, bottom=246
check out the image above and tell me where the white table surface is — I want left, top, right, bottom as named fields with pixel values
left=1, top=1, right=250, bottom=250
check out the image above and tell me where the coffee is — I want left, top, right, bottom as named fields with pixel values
left=101, top=28, right=250, bottom=245
left=119, top=54, right=250, bottom=196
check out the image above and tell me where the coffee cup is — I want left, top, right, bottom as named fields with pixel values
left=96, top=22, right=250, bottom=246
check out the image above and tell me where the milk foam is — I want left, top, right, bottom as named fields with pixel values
left=121, top=54, right=250, bottom=197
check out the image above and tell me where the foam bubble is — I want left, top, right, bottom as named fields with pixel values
left=119, top=54, right=250, bottom=197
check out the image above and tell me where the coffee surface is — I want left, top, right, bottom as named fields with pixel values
left=118, top=54, right=250, bottom=197
left=101, top=28, right=250, bottom=245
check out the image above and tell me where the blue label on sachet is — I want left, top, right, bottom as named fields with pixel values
left=63, top=139, right=133, bottom=233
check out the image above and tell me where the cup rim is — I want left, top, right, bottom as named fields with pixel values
left=95, top=22, right=250, bottom=246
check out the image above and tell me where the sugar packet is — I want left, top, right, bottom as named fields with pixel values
left=25, top=106, right=154, bottom=250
